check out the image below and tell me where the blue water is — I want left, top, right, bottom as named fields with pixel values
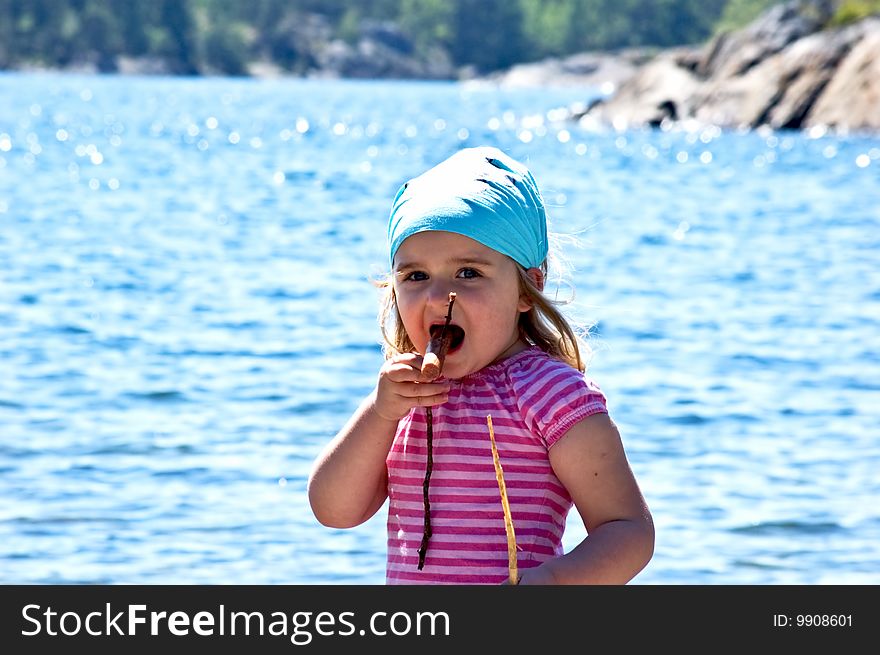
left=1, top=72, right=878, bottom=584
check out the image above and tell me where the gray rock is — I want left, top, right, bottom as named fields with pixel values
left=693, top=21, right=863, bottom=129
left=579, top=51, right=701, bottom=129
left=476, top=49, right=652, bottom=90
left=697, top=0, right=824, bottom=78
left=312, top=19, right=454, bottom=80
left=581, top=1, right=880, bottom=133
left=807, top=19, right=880, bottom=131
left=117, top=56, right=173, bottom=76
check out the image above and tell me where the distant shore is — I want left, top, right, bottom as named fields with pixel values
left=6, top=2, right=878, bottom=134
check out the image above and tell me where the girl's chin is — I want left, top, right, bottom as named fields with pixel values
left=438, top=357, right=479, bottom=381
left=435, top=358, right=462, bottom=380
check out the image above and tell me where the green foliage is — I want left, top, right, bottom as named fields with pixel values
left=714, top=0, right=782, bottom=33
left=79, top=1, right=123, bottom=70
left=337, top=7, right=363, bottom=45
left=118, top=4, right=150, bottom=56
left=398, top=0, right=454, bottom=53
left=449, top=0, right=525, bottom=71
left=828, top=0, right=880, bottom=25
left=2, top=0, right=811, bottom=75
left=202, top=22, right=251, bottom=75
left=157, top=0, right=198, bottom=74
left=520, top=0, right=575, bottom=58
left=522, top=0, right=728, bottom=58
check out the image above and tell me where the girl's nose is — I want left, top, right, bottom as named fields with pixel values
left=426, top=281, right=455, bottom=309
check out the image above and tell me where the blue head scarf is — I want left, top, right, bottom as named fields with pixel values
left=387, top=147, right=548, bottom=270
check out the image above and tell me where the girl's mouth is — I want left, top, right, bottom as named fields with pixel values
left=429, top=323, right=465, bottom=353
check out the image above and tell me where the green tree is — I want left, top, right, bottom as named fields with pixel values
left=0, top=0, right=12, bottom=66
left=561, top=0, right=644, bottom=51
left=14, top=0, right=70, bottom=63
left=157, top=0, right=198, bottom=74
left=118, top=1, right=150, bottom=56
left=398, top=0, right=454, bottom=54
left=828, top=0, right=880, bottom=25
left=449, top=0, right=525, bottom=71
left=79, top=0, right=123, bottom=70
left=520, top=0, right=575, bottom=58
left=203, top=22, right=250, bottom=75
left=1, top=0, right=775, bottom=76
left=715, top=0, right=782, bottom=32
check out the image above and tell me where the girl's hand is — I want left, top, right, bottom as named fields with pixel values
left=371, top=353, right=451, bottom=422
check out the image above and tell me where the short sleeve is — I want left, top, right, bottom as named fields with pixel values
left=512, top=356, right=608, bottom=449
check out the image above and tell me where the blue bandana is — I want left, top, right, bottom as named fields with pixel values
left=387, top=147, right=548, bottom=270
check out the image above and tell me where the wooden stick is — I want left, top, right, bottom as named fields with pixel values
left=417, top=406, right=433, bottom=570
left=487, top=414, right=518, bottom=585
left=417, top=292, right=456, bottom=570
left=421, top=292, right=456, bottom=380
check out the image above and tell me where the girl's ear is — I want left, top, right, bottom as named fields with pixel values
left=526, top=267, right=544, bottom=292
left=518, top=267, right=545, bottom=312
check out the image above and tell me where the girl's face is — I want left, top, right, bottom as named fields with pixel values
left=392, top=231, right=532, bottom=379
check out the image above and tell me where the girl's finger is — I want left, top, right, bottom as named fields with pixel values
left=384, top=358, right=425, bottom=381
left=409, top=390, right=449, bottom=408
left=394, top=381, right=450, bottom=398
left=419, top=391, right=449, bottom=407
left=393, top=352, right=423, bottom=365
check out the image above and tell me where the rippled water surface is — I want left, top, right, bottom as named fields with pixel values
left=1, top=72, right=878, bottom=584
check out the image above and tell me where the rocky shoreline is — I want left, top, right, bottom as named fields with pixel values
left=577, top=2, right=880, bottom=133
left=10, top=2, right=876, bottom=134
left=467, top=48, right=654, bottom=93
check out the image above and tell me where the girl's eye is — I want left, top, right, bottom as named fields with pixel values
left=457, top=268, right=481, bottom=279
left=402, top=271, right=428, bottom=282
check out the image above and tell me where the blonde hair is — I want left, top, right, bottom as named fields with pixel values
left=375, top=259, right=589, bottom=372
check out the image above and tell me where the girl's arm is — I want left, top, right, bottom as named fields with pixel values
left=521, top=412, right=655, bottom=584
left=307, top=353, right=450, bottom=529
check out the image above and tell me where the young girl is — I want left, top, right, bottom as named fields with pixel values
left=308, top=146, right=654, bottom=584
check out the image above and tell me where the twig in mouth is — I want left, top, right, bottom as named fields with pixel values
left=420, top=292, right=456, bottom=381
left=416, top=292, right=456, bottom=570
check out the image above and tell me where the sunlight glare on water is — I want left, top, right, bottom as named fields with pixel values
left=0, top=72, right=878, bottom=584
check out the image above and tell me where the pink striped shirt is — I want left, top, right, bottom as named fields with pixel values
left=385, top=347, right=608, bottom=584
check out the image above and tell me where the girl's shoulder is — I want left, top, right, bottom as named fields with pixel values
left=463, top=347, right=606, bottom=405
left=505, top=347, right=605, bottom=396
left=503, top=348, right=608, bottom=447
